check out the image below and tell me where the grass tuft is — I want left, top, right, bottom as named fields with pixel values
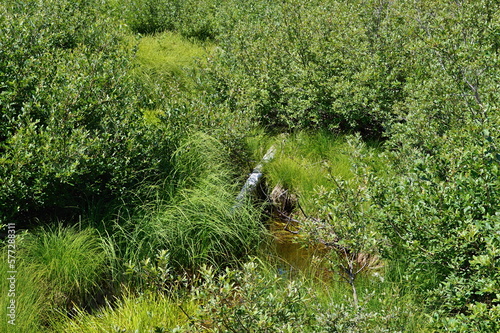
left=53, top=291, right=195, bottom=332
left=0, top=250, right=48, bottom=332
left=261, top=130, right=354, bottom=214
left=107, top=133, right=266, bottom=288
left=135, top=31, right=212, bottom=74
left=19, top=225, right=108, bottom=310
left=1, top=226, right=108, bottom=332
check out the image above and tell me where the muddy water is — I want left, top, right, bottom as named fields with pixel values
left=265, top=219, right=384, bottom=284
left=267, top=220, right=330, bottom=278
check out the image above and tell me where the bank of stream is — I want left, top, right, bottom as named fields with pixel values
left=236, top=142, right=331, bottom=279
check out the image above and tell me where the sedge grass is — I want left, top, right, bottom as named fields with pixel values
left=107, top=132, right=266, bottom=288
left=261, top=130, right=354, bottom=214
left=18, top=225, right=108, bottom=310
left=52, top=291, right=195, bottom=332
left=156, top=177, right=265, bottom=270
left=0, top=250, right=48, bottom=332
left=250, top=129, right=390, bottom=216
left=128, top=30, right=213, bottom=93
left=0, top=226, right=109, bottom=332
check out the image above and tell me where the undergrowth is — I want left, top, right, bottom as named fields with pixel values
left=0, top=248, right=47, bottom=332
left=3, top=0, right=486, bottom=330
left=1, top=226, right=109, bottom=332
left=103, top=133, right=266, bottom=289
left=251, top=130, right=385, bottom=215
left=177, top=258, right=431, bottom=332
left=52, top=291, right=195, bottom=332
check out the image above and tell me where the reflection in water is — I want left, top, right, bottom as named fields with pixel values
left=268, top=220, right=330, bottom=279
left=265, top=219, right=385, bottom=288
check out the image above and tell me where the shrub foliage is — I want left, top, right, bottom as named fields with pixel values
left=2, top=0, right=500, bottom=330
left=0, top=0, right=176, bottom=225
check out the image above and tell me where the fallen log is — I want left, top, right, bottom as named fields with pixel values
left=233, top=145, right=276, bottom=210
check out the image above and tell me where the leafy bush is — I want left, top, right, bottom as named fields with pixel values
left=202, top=0, right=406, bottom=134
left=120, top=0, right=181, bottom=34
left=177, top=0, right=222, bottom=40
left=373, top=129, right=500, bottom=331
left=367, top=1, right=500, bottom=329
left=0, top=0, right=177, bottom=225
left=179, top=259, right=426, bottom=332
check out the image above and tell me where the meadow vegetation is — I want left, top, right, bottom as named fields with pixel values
left=1, top=0, right=499, bottom=331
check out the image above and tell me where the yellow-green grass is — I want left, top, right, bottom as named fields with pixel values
left=247, top=130, right=388, bottom=215
left=132, top=31, right=214, bottom=76
left=126, top=31, right=216, bottom=126
left=20, top=226, right=107, bottom=304
left=53, top=292, right=195, bottom=332
left=0, top=257, right=48, bottom=332
left=256, top=130, right=355, bottom=214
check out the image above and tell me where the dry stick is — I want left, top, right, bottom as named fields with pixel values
left=178, top=304, right=204, bottom=329
left=276, top=209, right=300, bottom=234
left=355, top=260, right=370, bottom=276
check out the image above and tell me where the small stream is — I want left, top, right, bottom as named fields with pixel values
left=266, top=219, right=331, bottom=279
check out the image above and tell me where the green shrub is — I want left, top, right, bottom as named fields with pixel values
left=203, top=0, right=406, bottom=134
left=120, top=0, right=181, bottom=34
left=179, top=259, right=428, bottom=332
left=177, top=0, right=221, bottom=40
left=0, top=0, right=177, bottom=225
left=373, top=130, right=500, bottom=331
left=366, top=0, right=500, bottom=330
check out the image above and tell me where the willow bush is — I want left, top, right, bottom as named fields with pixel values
left=200, top=0, right=407, bottom=135
left=0, top=0, right=178, bottom=226
left=201, top=0, right=500, bottom=329
left=367, top=1, right=500, bottom=330
left=119, top=0, right=181, bottom=34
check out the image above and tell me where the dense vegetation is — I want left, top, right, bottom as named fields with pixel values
left=1, top=0, right=499, bottom=331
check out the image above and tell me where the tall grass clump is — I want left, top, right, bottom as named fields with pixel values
left=110, top=133, right=266, bottom=288
left=0, top=251, right=48, bottom=332
left=171, top=133, right=232, bottom=187
left=19, top=226, right=108, bottom=311
left=0, top=226, right=108, bottom=332
left=157, top=177, right=264, bottom=270
left=262, top=131, right=355, bottom=214
left=52, top=291, right=195, bottom=332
